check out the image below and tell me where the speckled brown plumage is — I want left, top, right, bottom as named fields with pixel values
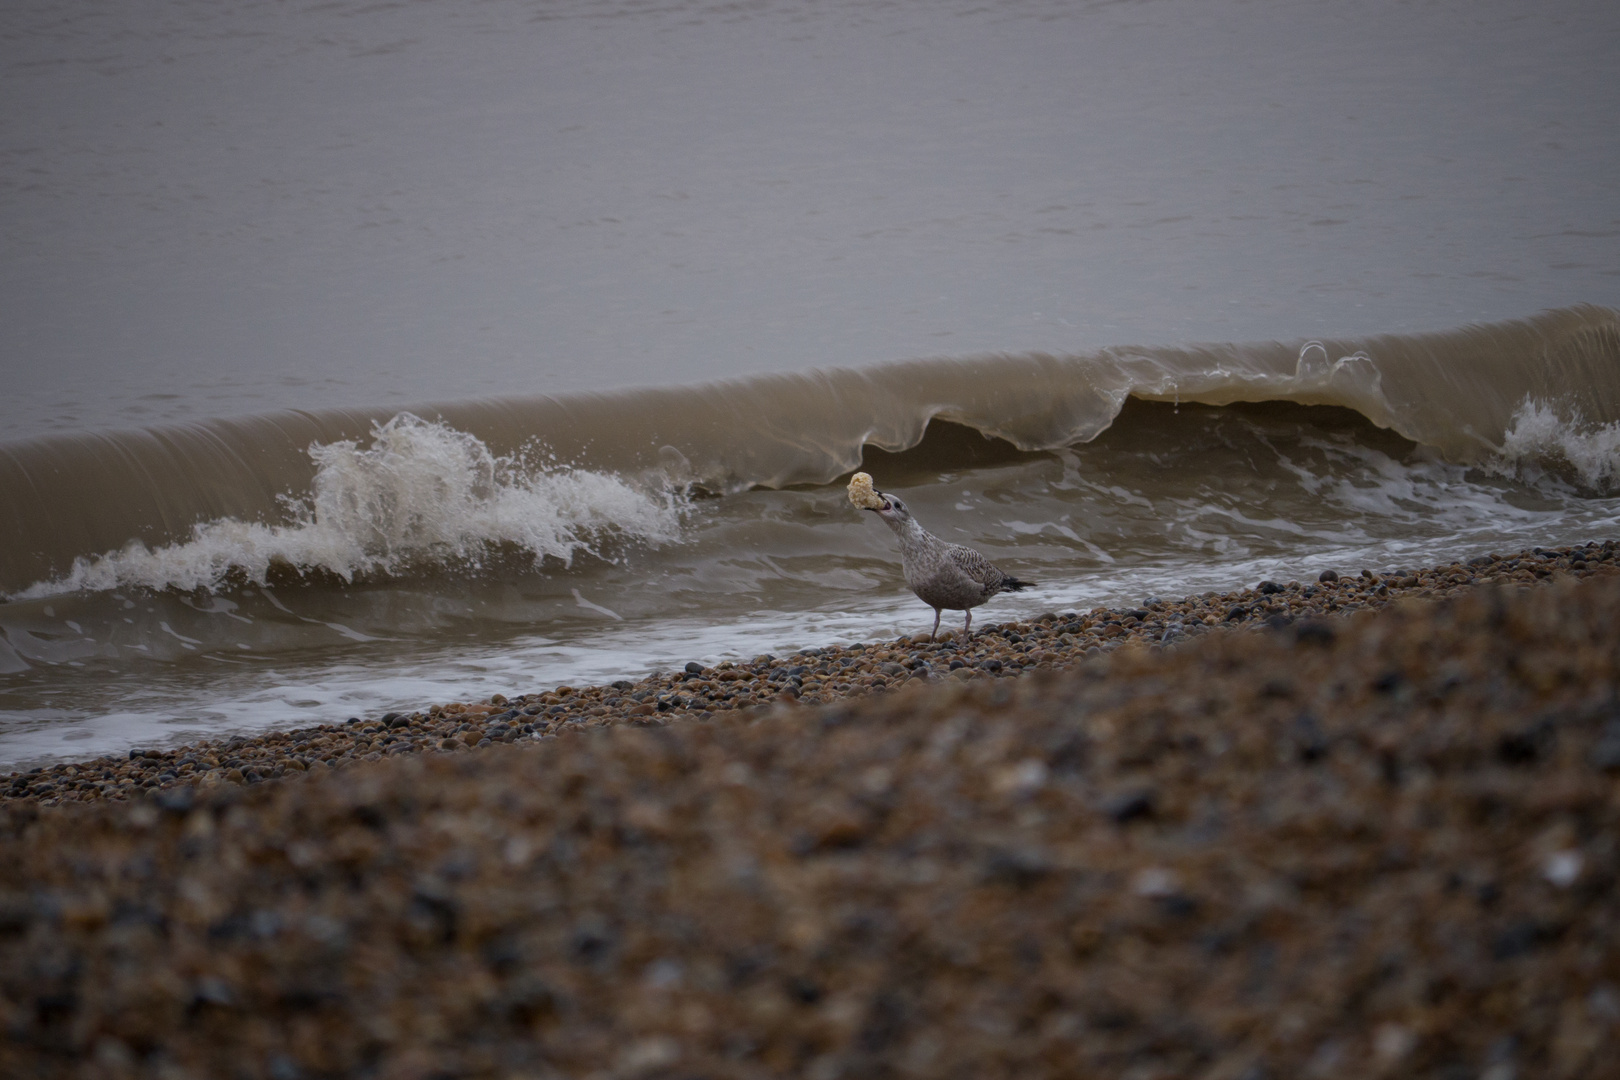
left=862, top=487, right=1032, bottom=638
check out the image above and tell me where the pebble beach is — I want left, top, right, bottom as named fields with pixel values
left=3, top=540, right=1620, bottom=1077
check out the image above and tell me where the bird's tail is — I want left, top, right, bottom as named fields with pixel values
left=1003, top=576, right=1035, bottom=592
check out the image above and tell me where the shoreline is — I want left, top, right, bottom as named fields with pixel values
left=5, top=539, right=1617, bottom=807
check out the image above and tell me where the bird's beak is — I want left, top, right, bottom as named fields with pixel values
left=867, top=491, right=889, bottom=512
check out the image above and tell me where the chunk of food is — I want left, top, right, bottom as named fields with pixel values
left=847, top=471, right=885, bottom=510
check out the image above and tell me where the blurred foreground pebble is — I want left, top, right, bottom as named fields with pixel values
left=1, top=548, right=1619, bottom=1076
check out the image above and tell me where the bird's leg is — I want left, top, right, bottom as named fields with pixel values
left=963, top=609, right=973, bottom=638
left=930, top=608, right=942, bottom=641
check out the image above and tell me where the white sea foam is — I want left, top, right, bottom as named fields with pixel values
left=1494, top=398, right=1620, bottom=493
left=13, top=414, right=686, bottom=598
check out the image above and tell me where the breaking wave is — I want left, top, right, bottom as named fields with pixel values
left=1494, top=399, right=1620, bottom=493
left=11, top=415, right=687, bottom=599
left=2, top=304, right=1617, bottom=595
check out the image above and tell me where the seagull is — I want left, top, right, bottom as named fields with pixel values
left=855, top=478, right=1033, bottom=640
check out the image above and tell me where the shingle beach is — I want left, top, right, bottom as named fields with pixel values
left=4, top=542, right=1620, bottom=1078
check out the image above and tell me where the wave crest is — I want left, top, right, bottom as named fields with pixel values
left=4, top=306, right=1618, bottom=595
left=1494, top=399, right=1620, bottom=493
left=12, top=415, right=686, bottom=598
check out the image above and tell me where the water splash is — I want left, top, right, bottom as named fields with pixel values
left=1494, top=399, right=1620, bottom=493
left=12, top=415, right=687, bottom=599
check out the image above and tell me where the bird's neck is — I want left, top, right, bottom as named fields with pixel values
left=885, top=516, right=936, bottom=551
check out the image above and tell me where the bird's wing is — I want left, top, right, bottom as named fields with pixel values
left=946, top=544, right=1005, bottom=590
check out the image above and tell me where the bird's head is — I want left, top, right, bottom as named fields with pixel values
left=847, top=472, right=911, bottom=526
left=869, top=489, right=910, bottom=524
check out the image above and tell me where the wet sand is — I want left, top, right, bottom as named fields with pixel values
left=3, top=542, right=1619, bottom=1078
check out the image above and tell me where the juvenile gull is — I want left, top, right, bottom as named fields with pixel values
left=850, top=473, right=1033, bottom=640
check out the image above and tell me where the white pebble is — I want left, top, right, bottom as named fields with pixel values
left=1132, top=867, right=1179, bottom=897
left=1543, top=849, right=1583, bottom=888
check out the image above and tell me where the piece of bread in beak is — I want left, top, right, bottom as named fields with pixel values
left=847, top=472, right=885, bottom=510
